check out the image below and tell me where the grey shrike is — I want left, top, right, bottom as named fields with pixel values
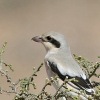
left=32, top=31, right=94, bottom=98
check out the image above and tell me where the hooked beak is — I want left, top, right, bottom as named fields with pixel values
left=31, top=36, right=42, bottom=42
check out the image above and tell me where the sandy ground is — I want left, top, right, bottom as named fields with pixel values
left=0, top=0, right=100, bottom=99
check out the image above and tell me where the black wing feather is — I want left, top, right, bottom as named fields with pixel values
left=72, top=77, right=93, bottom=89
left=48, top=61, right=66, bottom=81
left=47, top=60, right=93, bottom=93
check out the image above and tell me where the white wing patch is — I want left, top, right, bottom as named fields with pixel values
left=81, top=73, right=86, bottom=80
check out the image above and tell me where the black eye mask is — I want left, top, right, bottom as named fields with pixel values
left=46, top=36, right=61, bottom=48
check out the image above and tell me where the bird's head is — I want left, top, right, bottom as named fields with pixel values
left=32, top=31, right=69, bottom=52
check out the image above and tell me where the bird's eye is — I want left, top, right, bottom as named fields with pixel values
left=46, top=36, right=52, bottom=41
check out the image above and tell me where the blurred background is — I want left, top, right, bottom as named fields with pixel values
left=0, top=0, right=100, bottom=99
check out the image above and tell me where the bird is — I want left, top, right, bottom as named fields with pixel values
left=32, top=31, right=94, bottom=99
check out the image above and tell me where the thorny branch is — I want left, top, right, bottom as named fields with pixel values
left=0, top=43, right=100, bottom=100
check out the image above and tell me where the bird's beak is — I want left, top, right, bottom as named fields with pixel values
left=31, top=36, right=42, bottom=42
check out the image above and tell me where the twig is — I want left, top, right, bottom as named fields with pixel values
left=89, top=62, right=100, bottom=78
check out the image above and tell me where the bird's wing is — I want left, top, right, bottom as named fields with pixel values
left=46, top=60, right=66, bottom=81
left=46, top=60, right=94, bottom=94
